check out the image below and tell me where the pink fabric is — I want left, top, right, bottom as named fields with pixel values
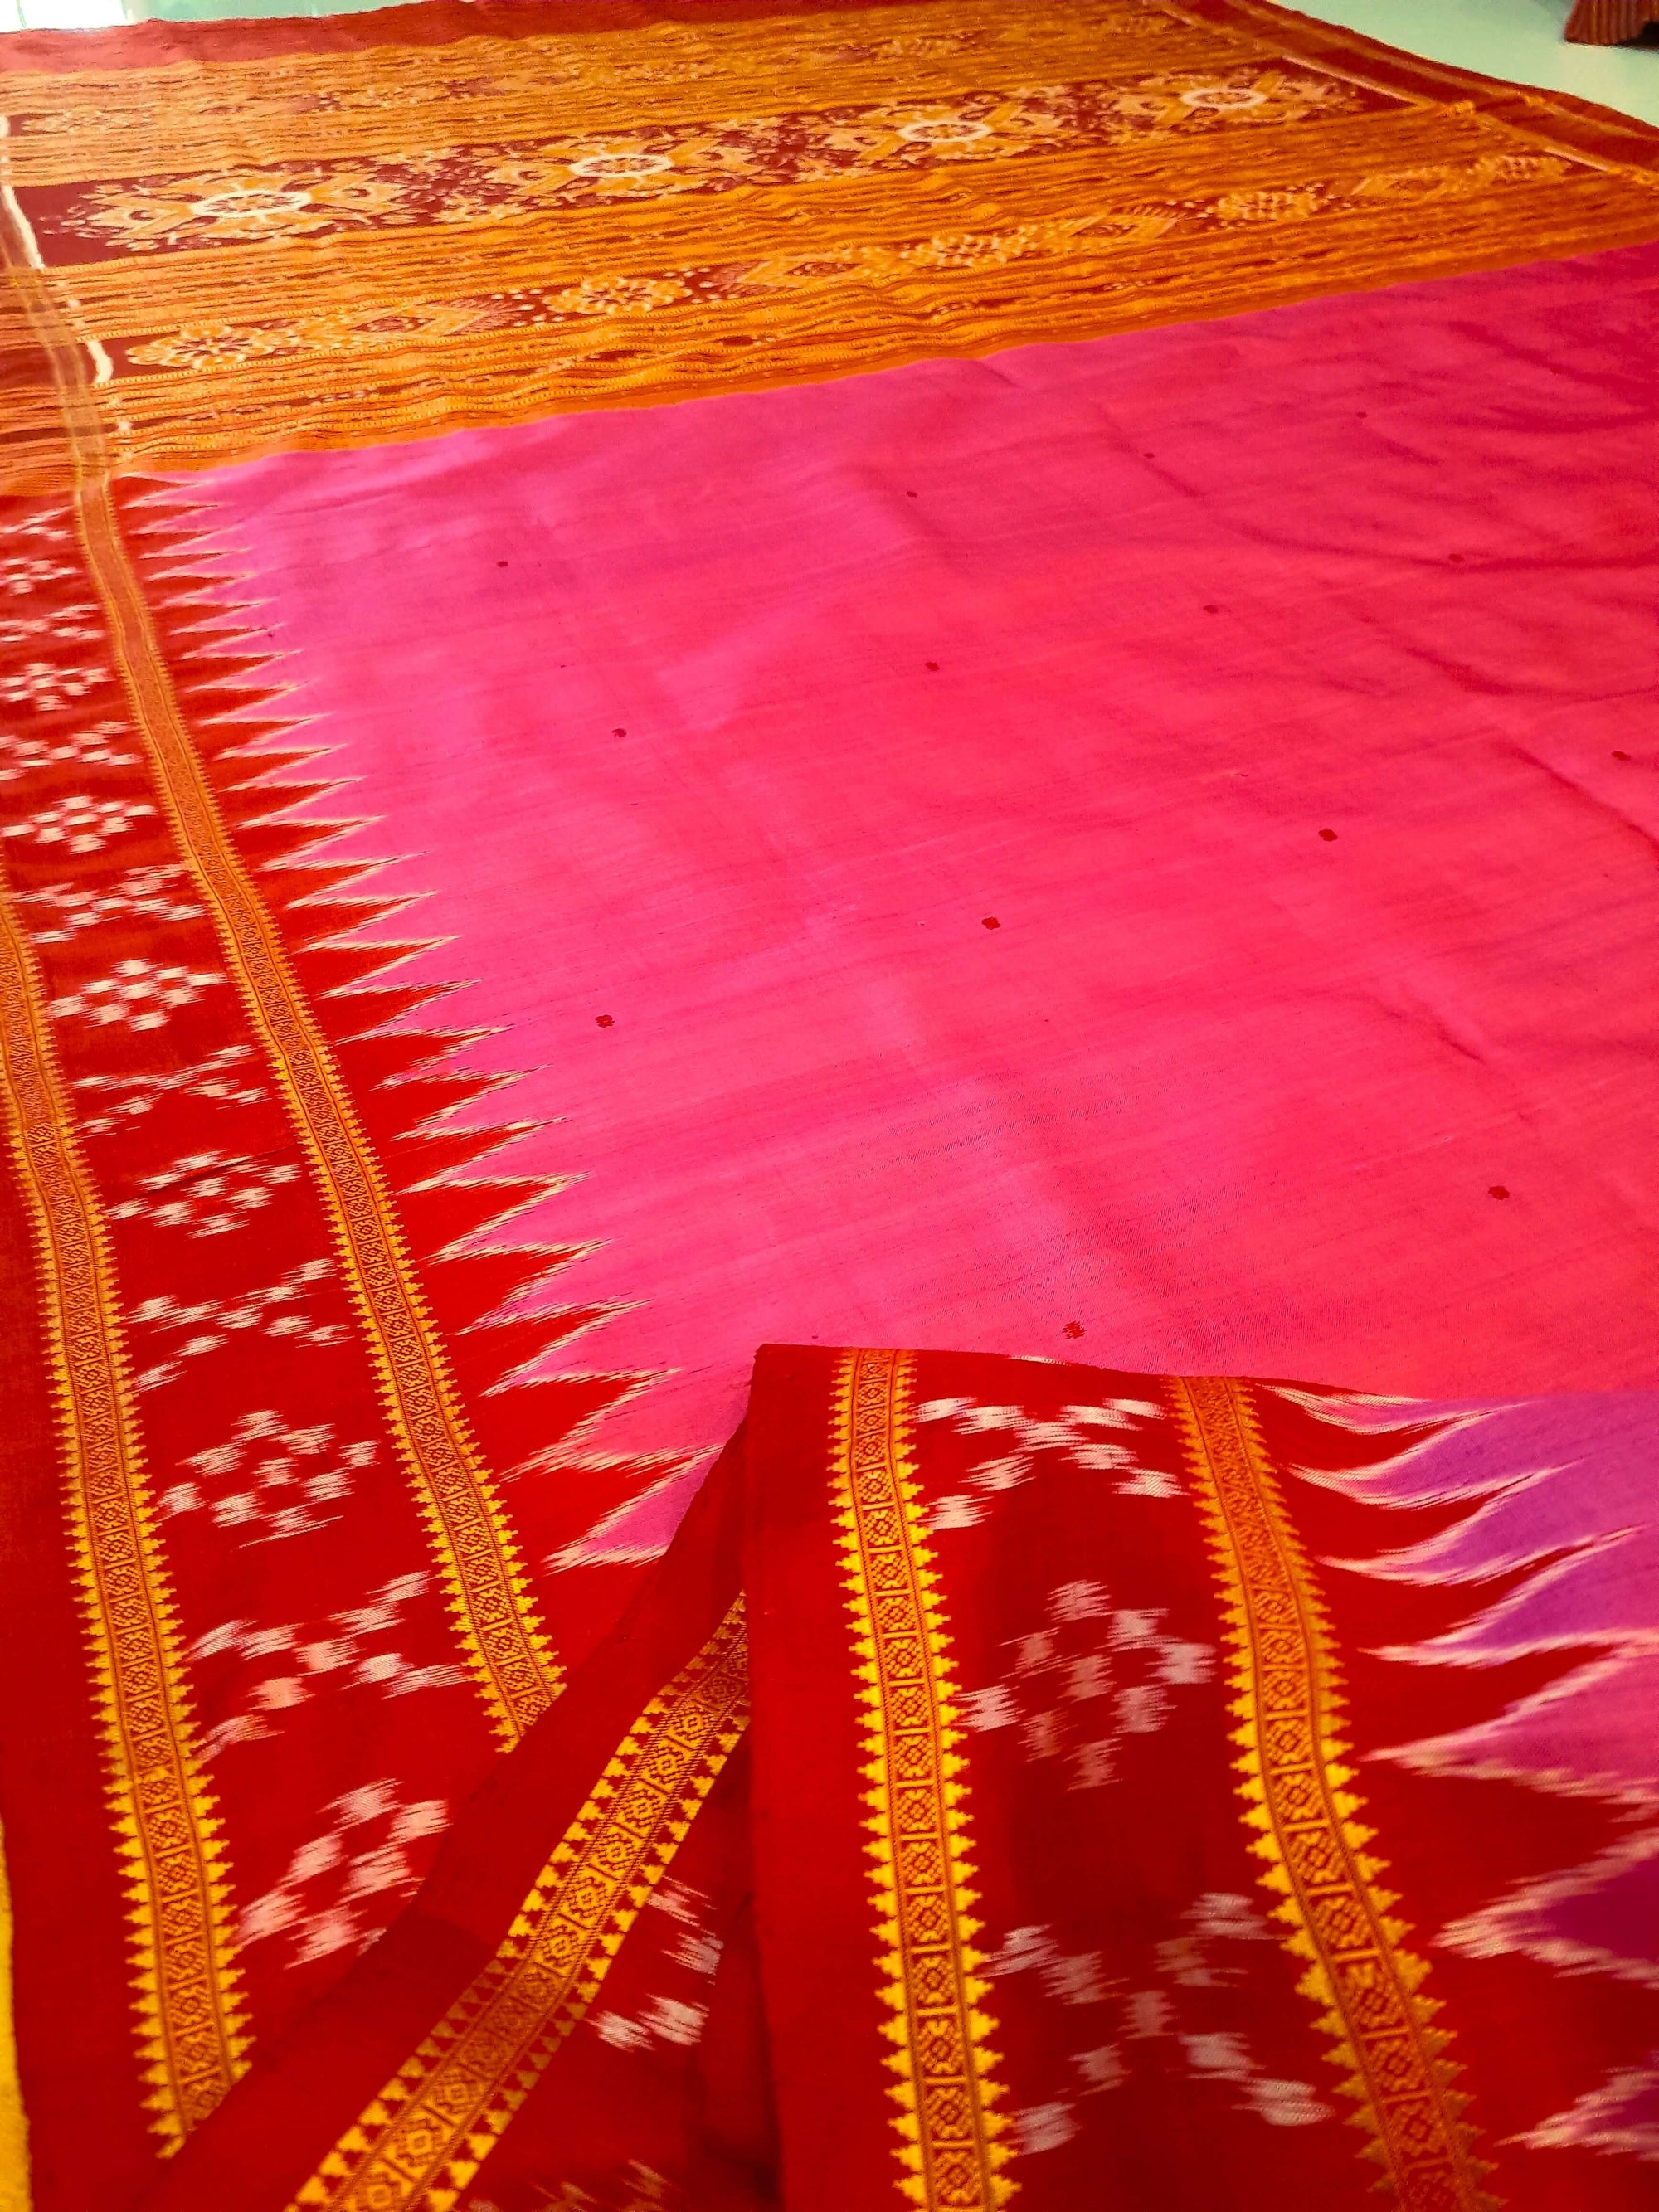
left=189, top=239, right=1659, bottom=1552
left=1282, top=1383, right=1659, bottom=2146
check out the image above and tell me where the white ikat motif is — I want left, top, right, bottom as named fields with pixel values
left=2, top=790, right=153, bottom=854
left=131, top=1257, right=346, bottom=1390
left=160, top=1407, right=376, bottom=1541
left=109, top=1147, right=300, bottom=1237
left=194, top=1570, right=466, bottom=1761
left=237, top=1779, right=449, bottom=1966
left=914, top=1393, right=1174, bottom=1530
left=50, top=954, right=222, bottom=1032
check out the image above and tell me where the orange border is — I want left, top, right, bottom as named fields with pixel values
left=1168, top=0, right=1659, bottom=174
left=0, top=0, right=931, bottom=75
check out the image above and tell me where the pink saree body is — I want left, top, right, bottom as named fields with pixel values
left=183, top=236, right=1659, bottom=1563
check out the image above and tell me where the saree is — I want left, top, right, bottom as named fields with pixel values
left=0, top=0, right=1657, bottom=2205
left=137, top=1344, right=1659, bottom=2212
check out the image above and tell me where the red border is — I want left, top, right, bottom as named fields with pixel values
left=134, top=1423, right=748, bottom=2212
left=0, top=1053, right=160, bottom=2210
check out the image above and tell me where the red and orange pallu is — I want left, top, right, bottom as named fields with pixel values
left=0, top=3, right=1657, bottom=2207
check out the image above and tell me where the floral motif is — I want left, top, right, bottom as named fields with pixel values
left=2, top=791, right=154, bottom=854
left=160, top=1407, right=379, bottom=1544
left=232, top=1777, right=450, bottom=1963
left=0, top=660, right=111, bottom=712
left=0, top=511, right=70, bottom=545
left=130, top=1257, right=347, bottom=1393
left=914, top=1391, right=1172, bottom=1530
left=15, top=862, right=199, bottom=942
left=49, top=954, right=222, bottom=1031
left=64, top=67, right=1363, bottom=255
left=115, top=142, right=1556, bottom=385
left=74, top=1041, right=266, bottom=1138
left=0, top=606, right=104, bottom=648
left=0, top=721, right=138, bottom=784
left=990, top=1890, right=1332, bottom=2161
left=0, top=553, right=80, bottom=596
left=108, top=1147, right=302, bottom=1237
left=958, top=1577, right=1214, bottom=1791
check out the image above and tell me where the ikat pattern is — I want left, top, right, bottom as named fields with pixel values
left=1168, top=1378, right=1496, bottom=2212
left=986, top=1890, right=1333, bottom=2161
left=2, top=790, right=154, bottom=853
left=915, top=1389, right=1171, bottom=1528
left=4, top=0, right=1656, bottom=484
left=592, top=1879, right=724, bottom=2060
left=107, top=1147, right=303, bottom=1237
left=129, top=1257, right=349, bottom=1393
left=49, top=953, right=225, bottom=1031
left=282, top=1603, right=749, bottom=2210
left=957, top=1575, right=1214, bottom=1791
left=160, top=1406, right=379, bottom=1540
left=192, top=1567, right=466, bottom=1762
left=237, top=1779, right=450, bottom=1966
left=0, top=720, right=139, bottom=783
left=16, top=859, right=202, bottom=941
left=59, top=67, right=1367, bottom=255
left=0, top=469, right=647, bottom=2138
left=72, top=1040, right=267, bottom=1136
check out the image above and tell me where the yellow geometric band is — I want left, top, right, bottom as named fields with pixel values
left=1167, top=1376, right=1498, bottom=2212
left=288, top=1597, right=750, bottom=2212
left=0, top=870, right=247, bottom=2147
left=0, top=192, right=562, bottom=1748
left=830, top=1348, right=1014, bottom=2210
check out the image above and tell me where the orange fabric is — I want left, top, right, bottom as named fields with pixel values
left=3, top=0, right=1659, bottom=488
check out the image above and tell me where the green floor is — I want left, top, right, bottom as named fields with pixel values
left=0, top=0, right=1654, bottom=127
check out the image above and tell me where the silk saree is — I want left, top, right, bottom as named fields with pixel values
left=0, top=2, right=1657, bottom=2206
left=142, top=1347, right=1659, bottom=2212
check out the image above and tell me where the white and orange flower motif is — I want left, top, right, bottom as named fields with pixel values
left=2, top=791, right=154, bottom=854
left=0, top=660, right=109, bottom=712
left=0, top=553, right=78, bottom=596
left=51, top=955, right=223, bottom=1033
left=0, top=721, right=137, bottom=784
left=67, top=165, right=417, bottom=251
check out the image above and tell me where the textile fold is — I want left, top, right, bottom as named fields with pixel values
left=137, top=1346, right=1659, bottom=2212
left=2, top=3, right=1657, bottom=2205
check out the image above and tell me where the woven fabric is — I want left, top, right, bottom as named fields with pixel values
left=1, top=5, right=1656, bottom=2205
left=139, top=1344, right=1659, bottom=2212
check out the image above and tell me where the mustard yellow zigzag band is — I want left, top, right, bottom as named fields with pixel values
left=289, top=1597, right=750, bottom=2212
left=1167, top=1375, right=1497, bottom=2212
left=0, top=868, right=247, bottom=2146
left=830, top=1347, right=1014, bottom=2211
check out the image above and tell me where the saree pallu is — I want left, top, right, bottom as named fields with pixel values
left=2, top=2, right=1659, bottom=2206
left=134, top=1345, right=1659, bottom=2212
